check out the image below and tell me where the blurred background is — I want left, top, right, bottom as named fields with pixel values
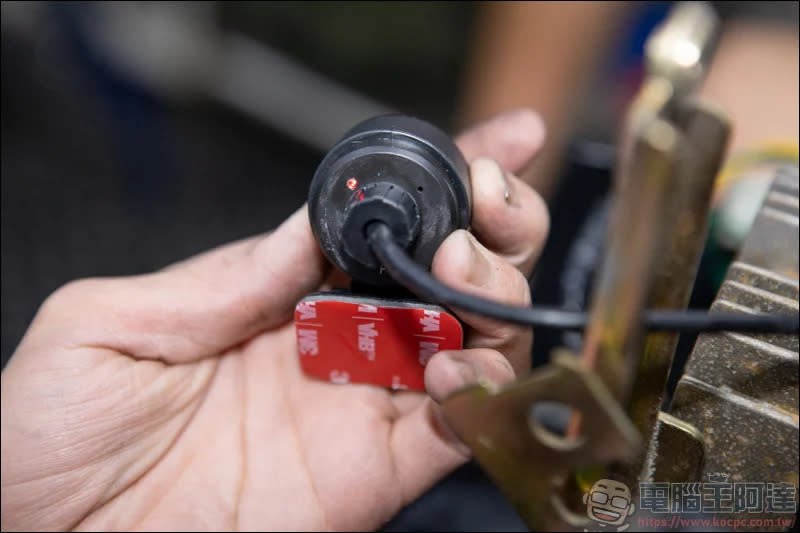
left=1, top=1, right=797, bottom=531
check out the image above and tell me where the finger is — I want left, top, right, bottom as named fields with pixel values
left=431, top=230, right=533, bottom=375
left=455, top=108, right=546, bottom=174
left=32, top=205, right=330, bottom=363
left=389, top=399, right=471, bottom=510
left=327, top=109, right=546, bottom=290
left=319, top=265, right=351, bottom=291
left=468, top=157, right=550, bottom=276
left=424, top=348, right=516, bottom=404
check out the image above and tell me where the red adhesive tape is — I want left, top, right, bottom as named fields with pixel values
left=294, top=292, right=463, bottom=391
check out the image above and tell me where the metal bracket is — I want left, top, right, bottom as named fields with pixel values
left=441, top=351, right=641, bottom=530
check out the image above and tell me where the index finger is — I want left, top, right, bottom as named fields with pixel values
left=455, top=108, right=546, bottom=174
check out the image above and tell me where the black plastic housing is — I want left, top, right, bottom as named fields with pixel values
left=308, top=115, right=471, bottom=285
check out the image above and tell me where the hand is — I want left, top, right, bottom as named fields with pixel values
left=1, top=109, right=549, bottom=531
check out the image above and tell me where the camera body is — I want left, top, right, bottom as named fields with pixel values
left=297, top=115, right=471, bottom=390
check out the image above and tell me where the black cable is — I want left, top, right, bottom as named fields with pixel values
left=367, top=222, right=800, bottom=335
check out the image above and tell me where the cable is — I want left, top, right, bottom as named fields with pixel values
left=367, top=222, right=800, bottom=335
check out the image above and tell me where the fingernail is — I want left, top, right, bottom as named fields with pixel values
left=448, top=356, right=477, bottom=386
left=463, top=233, right=492, bottom=287
left=494, top=160, right=513, bottom=204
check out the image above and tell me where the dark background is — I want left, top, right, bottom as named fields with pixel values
left=1, top=2, right=474, bottom=367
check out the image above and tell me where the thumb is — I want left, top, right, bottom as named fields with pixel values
left=27, top=205, right=330, bottom=363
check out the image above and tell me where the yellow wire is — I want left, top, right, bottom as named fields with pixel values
left=714, top=139, right=799, bottom=194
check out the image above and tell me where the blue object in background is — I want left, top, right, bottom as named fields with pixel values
left=50, top=2, right=179, bottom=216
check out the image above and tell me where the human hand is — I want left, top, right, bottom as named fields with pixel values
left=1, top=109, right=549, bottom=531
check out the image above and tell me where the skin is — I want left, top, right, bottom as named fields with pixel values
left=1, top=109, right=550, bottom=531
left=458, top=1, right=630, bottom=200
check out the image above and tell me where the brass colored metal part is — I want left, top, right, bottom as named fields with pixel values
left=440, top=351, right=641, bottom=531
left=580, top=3, right=727, bottom=493
left=439, top=4, right=736, bottom=531
left=580, top=3, right=722, bottom=405
left=616, top=101, right=731, bottom=485
left=651, top=411, right=706, bottom=483
left=580, top=118, right=680, bottom=403
left=440, top=118, right=682, bottom=531
left=615, top=77, right=673, bottom=192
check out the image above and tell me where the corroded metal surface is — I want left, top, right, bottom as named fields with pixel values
left=669, top=166, right=800, bottom=529
left=580, top=118, right=680, bottom=403
left=440, top=352, right=641, bottom=531
left=439, top=5, right=731, bottom=530
left=617, top=100, right=730, bottom=489
left=737, top=166, right=800, bottom=281
left=652, top=411, right=706, bottom=483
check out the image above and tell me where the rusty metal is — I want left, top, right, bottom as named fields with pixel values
left=737, top=166, right=800, bottom=281
left=580, top=117, right=681, bottom=404
left=439, top=112, right=682, bottom=531
left=598, top=2, right=730, bottom=499
left=439, top=3, right=731, bottom=530
left=436, top=4, right=797, bottom=531
left=613, top=101, right=731, bottom=487
left=666, top=166, right=799, bottom=529
left=575, top=5, right=725, bottom=469
left=651, top=412, right=706, bottom=483
left=580, top=0, right=723, bottom=407
left=440, top=351, right=640, bottom=531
